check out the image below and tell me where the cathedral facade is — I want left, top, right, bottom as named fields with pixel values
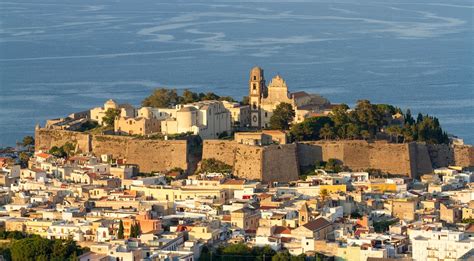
left=248, top=67, right=331, bottom=129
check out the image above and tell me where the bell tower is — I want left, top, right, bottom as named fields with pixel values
left=249, top=66, right=266, bottom=128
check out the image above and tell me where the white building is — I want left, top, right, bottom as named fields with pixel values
left=161, top=100, right=231, bottom=139
left=410, top=230, right=474, bottom=261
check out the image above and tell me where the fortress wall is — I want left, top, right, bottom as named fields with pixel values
left=413, top=143, right=434, bottom=176
left=297, top=143, right=323, bottom=167
left=233, top=145, right=264, bottom=181
left=35, top=128, right=91, bottom=153
left=427, top=144, right=454, bottom=168
left=202, top=140, right=239, bottom=166
left=202, top=140, right=263, bottom=181
left=92, top=135, right=190, bottom=173
left=36, top=129, right=193, bottom=173
left=453, top=145, right=474, bottom=167
left=368, top=142, right=412, bottom=176
left=262, top=144, right=299, bottom=183
left=297, top=140, right=435, bottom=177
left=342, top=141, right=371, bottom=170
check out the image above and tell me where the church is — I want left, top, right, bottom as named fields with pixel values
left=248, top=66, right=331, bottom=128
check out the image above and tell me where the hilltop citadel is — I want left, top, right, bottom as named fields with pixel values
left=35, top=67, right=474, bottom=182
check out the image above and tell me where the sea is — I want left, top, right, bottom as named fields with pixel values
left=0, top=0, right=473, bottom=147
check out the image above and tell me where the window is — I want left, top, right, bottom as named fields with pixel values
left=252, top=83, right=256, bottom=90
left=265, top=112, right=267, bottom=117
left=253, top=103, right=257, bottom=110
left=253, top=76, right=257, bottom=80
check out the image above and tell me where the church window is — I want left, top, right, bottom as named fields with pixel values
left=253, top=103, right=257, bottom=110
left=252, top=83, right=256, bottom=90
left=253, top=76, right=257, bottom=80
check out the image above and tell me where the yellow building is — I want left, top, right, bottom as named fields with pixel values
left=390, top=198, right=417, bottom=221
left=114, top=116, right=161, bottom=136
left=319, top=184, right=347, bottom=195
left=368, top=183, right=397, bottom=193
left=222, top=101, right=250, bottom=128
left=24, top=220, right=55, bottom=237
left=230, top=207, right=260, bottom=231
left=188, top=223, right=221, bottom=243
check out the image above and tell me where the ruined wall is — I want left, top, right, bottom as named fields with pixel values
left=262, top=144, right=299, bottom=183
left=35, top=128, right=91, bottom=153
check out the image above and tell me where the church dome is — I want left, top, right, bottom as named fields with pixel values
left=104, top=99, right=118, bottom=110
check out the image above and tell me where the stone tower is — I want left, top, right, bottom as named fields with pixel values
left=299, top=202, right=309, bottom=226
left=249, top=66, right=266, bottom=128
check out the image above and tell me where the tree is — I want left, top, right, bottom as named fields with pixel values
left=62, top=142, right=76, bottom=157
left=117, top=220, right=124, bottom=239
left=219, top=96, right=236, bottom=102
left=102, top=108, right=120, bottom=127
left=142, top=88, right=179, bottom=107
left=49, top=146, right=66, bottom=158
left=325, top=158, right=343, bottom=173
left=199, top=158, right=232, bottom=174
left=19, top=152, right=30, bottom=167
left=290, top=116, right=333, bottom=141
left=360, top=130, right=371, bottom=140
left=346, top=123, right=360, bottom=139
left=272, top=250, right=305, bottom=261
left=22, top=136, right=35, bottom=147
left=331, top=103, right=350, bottom=127
left=201, top=92, right=220, bottom=101
left=386, top=125, right=402, bottom=143
left=180, top=89, right=199, bottom=104
left=269, top=102, right=295, bottom=130
left=319, top=123, right=335, bottom=140
left=10, top=237, right=85, bottom=261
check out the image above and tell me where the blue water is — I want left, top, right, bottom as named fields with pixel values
left=0, top=0, right=473, bottom=146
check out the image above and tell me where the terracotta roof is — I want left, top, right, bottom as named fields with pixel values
left=223, top=179, right=245, bottom=185
left=36, top=153, right=52, bottom=159
left=302, top=217, right=331, bottom=231
left=273, top=226, right=291, bottom=235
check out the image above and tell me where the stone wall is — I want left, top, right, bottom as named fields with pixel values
left=35, top=128, right=91, bottom=153
left=453, top=145, right=474, bottom=167
left=35, top=128, right=195, bottom=173
left=262, top=144, right=299, bottom=183
left=202, top=140, right=263, bottom=180
left=202, top=140, right=299, bottom=183
left=36, top=128, right=473, bottom=181
left=297, top=140, right=436, bottom=178
left=91, top=135, right=190, bottom=173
